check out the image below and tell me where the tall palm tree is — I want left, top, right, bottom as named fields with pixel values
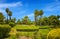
left=39, top=10, right=43, bottom=25
left=8, top=11, right=12, bottom=20
left=34, top=10, right=39, bottom=26
left=6, top=8, right=9, bottom=23
left=39, top=10, right=43, bottom=18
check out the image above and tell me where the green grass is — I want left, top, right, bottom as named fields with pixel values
left=14, top=25, right=39, bottom=29
left=5, top=25, right=54, bottom=39
left=13, top=25, right=54, bottom=39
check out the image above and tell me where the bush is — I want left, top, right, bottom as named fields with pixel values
left=9, top=22, right=15, bottom=27
left=0, top=26, right=11, bottom=38
left=9, top=28, right=17, bottom=35
left=47, top=28, right=60, bottom=39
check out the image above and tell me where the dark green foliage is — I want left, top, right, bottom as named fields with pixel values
left=9, top=22, right=15, bottom=27
left=21, top=16, right=32, bottom=25
left=0, top=26, right=11, bottom=39
left=17, top=19, right=21, bottom=24
left=0, top=12, right=5, bottom=24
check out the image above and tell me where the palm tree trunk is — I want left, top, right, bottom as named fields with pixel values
left=40, top=15, right=42, bottom=26
left=7, top=15, right=8, bottom=23
left=35, top=16, right=37, bottom=26
left=10, top=16, right=11, bottom=20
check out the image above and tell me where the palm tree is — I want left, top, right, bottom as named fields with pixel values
left=6, top=8, right=9, bottom=23
left=39, top=10, right=43, bottom=25
left=39, top=10, right=43, bottom=18
left=34, top=10, right=39, bottom=26
left=8, top=11, right=12, bottom=20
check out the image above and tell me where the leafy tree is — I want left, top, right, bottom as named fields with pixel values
left=38, top=17, right=49, bottom=25
left=48, top=15, right=59, bottom=27
left=22, top=16, right=31, bottom=25
left=0, top=12, right=5, bottom=24
left=13, top=18, right=16, bottom=23
left=22, top=16, right=28, bottom=24
left=17, top=19, right=21, bottom=24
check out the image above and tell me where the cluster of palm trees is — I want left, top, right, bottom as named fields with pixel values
left=34, top=10, right=43, bottom=26
left=34, top=9, right=60, bottom=26
left=6, top=8, right=12, bottom=23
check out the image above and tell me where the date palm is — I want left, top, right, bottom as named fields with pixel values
left=8, top=11, right=12, bottom=20
left=6, top=8, right=9, bottom=23
left=34, top=10, right=39, bottom=26
left=39, top=10, right=43, bottom=25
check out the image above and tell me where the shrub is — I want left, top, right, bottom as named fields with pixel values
left=0, top=26, right=11, bottom=38
left=9, top=22, right=15, bottom=27
left=47, top=28, right=60, bottom=39
left=9, top=28, right=17, bottom=35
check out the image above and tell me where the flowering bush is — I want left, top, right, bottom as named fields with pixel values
left=47, top=28, right=60, bottom=39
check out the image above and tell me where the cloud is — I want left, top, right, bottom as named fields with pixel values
left=0, top=1, right=23, bottom=15
left=0, top=2, right=23, bottom=8
left=43, top=1, right=60, bottom=12
left=27, top=13, right=34, bottom=17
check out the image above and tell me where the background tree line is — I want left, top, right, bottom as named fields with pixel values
left=0, top=8, right=60, bottom=27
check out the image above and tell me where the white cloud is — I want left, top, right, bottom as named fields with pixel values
left=27, top=13, right=34, bottom=17
left=43, top=2, right=60, bottom=12
left=0, top=2, right=23, bottom=8
left=0, top=1, right=23, bottom=15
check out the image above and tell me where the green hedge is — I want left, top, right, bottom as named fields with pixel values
left=0, top=26, right=11, bottom=38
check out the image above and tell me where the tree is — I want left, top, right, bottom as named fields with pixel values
left=34, top=10, right=39, bottom=26
left=39, top=10, right=43, bottom=18
left=22, top=16, right=28, bottom=24
left=0, top=12, right=5, bottom=24
left=8, top=11, right=12, bottom=20
left=6, top=8, right=9, bottom=23
left=10, top=18, right=16, bottom=23
left=22, top=16, right=31, bottom=25
left=39, top=10, right=43, bottom=25
left=38, top=17, right=49, bottom=25
left=57, top=15, right=60, bottom=20
left=17, top=19, right=21, bottom=24
left=48, top=15, right=59, bottom=27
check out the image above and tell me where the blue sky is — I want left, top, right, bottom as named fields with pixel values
left=0, top=0, right=60, bottom=21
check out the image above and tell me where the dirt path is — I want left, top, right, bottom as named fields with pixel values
left=18, top=36, right=32, bottom=39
